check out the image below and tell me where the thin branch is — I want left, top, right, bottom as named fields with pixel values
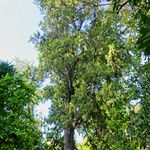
left=117, top=1, right=129, bottom=13
left=119, top=27, right=129, bottom=35
left=55, top=67, right=66, bottom=77
left=81, top=1, right=111, bottom=7
left=68, top=58, right=79, bottom=74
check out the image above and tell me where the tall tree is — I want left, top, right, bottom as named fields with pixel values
left=33, top=0, right=149, bottom=149
left=33, top=0, right=126, bottom=149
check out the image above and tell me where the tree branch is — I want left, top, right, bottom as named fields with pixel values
left=117, top=1, right=129, bottom=13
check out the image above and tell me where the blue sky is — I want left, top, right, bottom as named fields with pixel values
left=0, top=0, right=41, bottom=62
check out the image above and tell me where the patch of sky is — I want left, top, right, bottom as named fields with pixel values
left=35, top=100, right=51, bottom=119
left=0, top=0, right=42, bottom=63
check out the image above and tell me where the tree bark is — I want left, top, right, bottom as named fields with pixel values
left=64, top=126, right=74, bottom=150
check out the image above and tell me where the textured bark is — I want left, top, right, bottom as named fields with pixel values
left=63, top=61, right=77, bottom=150
left=64, top=126, right=74, bottom=150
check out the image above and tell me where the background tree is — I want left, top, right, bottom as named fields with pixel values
left=0, top=61, right=43, bottom=149
left=0, top=61, right=15, bottom=78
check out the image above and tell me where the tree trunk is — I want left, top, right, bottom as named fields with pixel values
left=64, top=125, right=74, bottom=150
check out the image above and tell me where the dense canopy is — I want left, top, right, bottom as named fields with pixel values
left=0, top=61, right=42, bottom=149
left=32, top=0, right=149, bottom=149
left=0, top=0, right=149, bottom=150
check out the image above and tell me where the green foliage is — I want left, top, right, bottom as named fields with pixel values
left=0, top=61, right=15, bottom=78
left=110, top=0, right=150, bottom=56
left=0, top=62, right=42, bottom=149
left=77, top=138, right=91, bottom=150
left=33, top=0, right=150, bottom=149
